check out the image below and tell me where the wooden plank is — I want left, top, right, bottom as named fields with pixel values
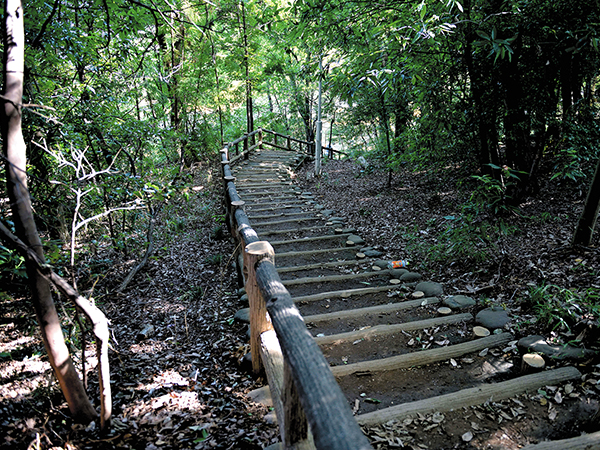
left=249, top=212, right=310, bottom=220
left=356, top=366, right=582, bottom=426
left=253, top=217, right=323, bottom=227
left=331, top=332, right=512, bottom=377
left=255, top=260, right=373, bottom=450
left=278, top=259, right=364, bottom=273
left=271, top=234, right=349, bottom=246
left=521, top=431, right=600, bottom=450
left=314, top=313, right=473, bottom=346
left=260, top=331, right=315, bottom=450
left=262, top=226, right=331, bottom=236
left=283, top=270, right=389, bottom=287
left=245, top=242, right=275, bottom=373
left=275, top=247, right=352, bottom=258
left=304, top=298, right=440, bottom=324
left=293, top=285, right=400, bottom=303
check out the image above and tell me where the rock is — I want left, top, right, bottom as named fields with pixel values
left=237, top=287, right=246, bottom=296
left=360, top=246, right=374, bottom=252
left=416, top=281, right=443, bottom=297
left=363, top=249, right=383, bottom=257
left=373, top=260, right=389, bottom=269
left=518, top=335, right=596, bottom=361
left=444, top=295, right=476, bottom=310
left=438, top=307, right=452, bottom=315
left=301, top=191, right=313, bottom=196
left=346, top=240, right=355, bottom=247
left=412, top=291, right=425, bottom=299
left=263, top=411, right=278, bottom=426
left=234, top=308, right=250, bottom=323
left=342, top=228, right=357, bottom=234
left=356, top=252, right=366, bottom=259
left=389, top=279, right=401, bottom=285
left=247, top=387, right=273, bottom=407
left=240, top=293, right=249, bottom=305
left=476, top=306, right=510, bottom=329
left=321, top=209, right=333, bottom=217
left=347, top=235, right=365, bottom=245
left=240, top=352, right=253, bottom=372
left=136, top=324, right=155, bottom=341
left=390, top=268, right=408, bottom=278
left=400, top=272, right=422, bottom=282
left=329, top=216, right=346, bottom=223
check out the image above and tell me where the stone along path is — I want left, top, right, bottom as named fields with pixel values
left=230, top=149, right=593, bottom=449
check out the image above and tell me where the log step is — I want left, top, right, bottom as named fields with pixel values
left=331, top=332, right=513, bottom=377
left=314, top=313, right=473, bottom=345
left=282, top=270, right=389, bottom=287
left=521, top=431, right=600, bottom=450
left=293, top=285, right=402, bottom=303
left=355, top=366, right=582, bottom=426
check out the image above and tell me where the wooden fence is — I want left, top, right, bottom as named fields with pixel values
left=225, top=128, right=348, bottom=162
left=220, top=129, right=372, bottom=450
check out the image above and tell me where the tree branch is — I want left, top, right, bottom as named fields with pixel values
left=0, top=220, right=112, bottom=430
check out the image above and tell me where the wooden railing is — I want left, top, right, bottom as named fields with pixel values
left=225, top=128, right=348, bottom=162
left=220, top=130, right=372, bottom=450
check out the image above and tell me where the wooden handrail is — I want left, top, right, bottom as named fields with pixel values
left=220, top=133, right=372, bottom=450
left=261, top=128, right=349, bottom=159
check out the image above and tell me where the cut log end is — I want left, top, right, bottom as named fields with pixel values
left=246, top=241, right=275, bottom=257
left=522, top=353, right=545, bottom=371
left=473, top=326, right=490, bottom=337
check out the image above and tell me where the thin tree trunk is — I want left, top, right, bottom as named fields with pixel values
left=573, top=158, right=600, bottom=246
left=1, top=0, right=97, bottom=423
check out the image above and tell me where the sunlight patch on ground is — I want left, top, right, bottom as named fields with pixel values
left=0, top=334, right=36, bottom=354
left=0, top=356, right=52, bottom=400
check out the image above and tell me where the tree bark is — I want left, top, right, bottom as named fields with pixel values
left=1, top=0, right=97, bottom=423
left=573, top=158, right=600, bottom=246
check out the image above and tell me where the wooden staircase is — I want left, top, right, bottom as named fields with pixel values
left=228, top=146, right=593, bottom=450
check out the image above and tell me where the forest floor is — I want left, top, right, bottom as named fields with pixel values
left=1, top=155, right=600, bottom=449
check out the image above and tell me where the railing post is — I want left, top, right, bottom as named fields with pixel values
left=283, top=361, right=310, bottom=448
left=223, top=175, right=235, bottom=233
left=287, top=136, right=291, bottom=152
left=245, top=241, right=275, bottom=373
left=235, top=142, right=239, bottom=155
left=258, top=129, right=263, bottom=150
left=275, top=133, right=278, bottom=147
left=243, top=133, right=249, bottom=160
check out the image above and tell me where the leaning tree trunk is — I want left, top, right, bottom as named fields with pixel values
left=573, top=158, right=600, bottom=246
left=1, top=0, right=97, bottom=423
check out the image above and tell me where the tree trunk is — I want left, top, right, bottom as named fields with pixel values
left=1, top=0, right=97, bottom=423
left=240, top=2, right=254, bottom=139
left=573, top=158, right=600, bottom=246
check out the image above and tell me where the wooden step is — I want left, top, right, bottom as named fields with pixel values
left=278, top=259, right=365, bottom=273
left=293, top=285, right=402, bottom=303
left=303, top=298, right=439, bottom=324
left=271, top=234, right=350, bottom=246
left=521, top=431, right=600, bottom=450
left=253, top=217, right=323, bottom=227
left=331, top=332, right=513, bottom=377
left=282, top=270, right=389, bottom=287
left=314, top=313, right=473, bottom=345
left=262, top=225, right=331, bottom=236
left=356, top=366, right=582, bottom=426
